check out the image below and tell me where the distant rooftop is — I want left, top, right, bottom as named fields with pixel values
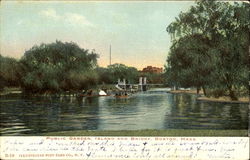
left=141, top=66, right=163, bottom=73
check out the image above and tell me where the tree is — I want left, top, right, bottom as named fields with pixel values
left=165, top=0, right=249, bottom=100
left=140, top=72, right=164, bottom=84
left=0, top=55, right=21, bottom=89
left=210, top=2, right=249, bottom=99
left=95, top=67, right=113, bottom=84
left=107, top=63, right=139, bottom=84
left=165, top=34, right=213, bottom=95
left=20, top=41, right=99, bottom=93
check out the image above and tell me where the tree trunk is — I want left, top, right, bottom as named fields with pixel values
left=224, top=75, right=238, bottom=101
left=196, top=87, right=200, bottom=95
left=202, top=86, right=207, bottom=96
left=228, top=88, right=238, bottom=101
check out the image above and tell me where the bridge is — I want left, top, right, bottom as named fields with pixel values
left=116, top=77, right=164, bottom=91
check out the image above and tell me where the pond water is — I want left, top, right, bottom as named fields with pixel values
left=0, top=89, right=248, bottom=135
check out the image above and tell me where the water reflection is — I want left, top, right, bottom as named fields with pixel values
left=0, top=90, right=248, bottom=135
left=163, top=94, right=248, bottom=129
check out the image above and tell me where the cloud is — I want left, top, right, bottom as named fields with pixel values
left=39, top=8, right=93, bottom=27
left=65, top=13, right=94, bottom=27
left=39, top=8, right=60, bottom=20
left=17, top=20, right=24, bottom=25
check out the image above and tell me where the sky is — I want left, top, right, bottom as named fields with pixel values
left=0, top=1, right=194, bottom=69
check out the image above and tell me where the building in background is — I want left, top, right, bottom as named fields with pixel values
left=141, top=66, right=163, bottom=74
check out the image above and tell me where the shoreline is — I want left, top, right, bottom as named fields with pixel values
left=168, top=90, right=203, bottom=95
left=2, top=88, right=249, bottom=104
left=168, top=90, right=249, bottom=104
left=0, top=88, right=22, bottom=96
left=197, top=96, right=249, bottom=104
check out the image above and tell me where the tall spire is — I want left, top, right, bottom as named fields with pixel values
left=109, top=45, right=111, bottom=66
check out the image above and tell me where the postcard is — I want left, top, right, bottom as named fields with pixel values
left=0, top=0, right=249, bottom=159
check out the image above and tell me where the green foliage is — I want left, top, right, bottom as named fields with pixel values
left=206, top=88, right=226, bottom=98
left=165, top=1, right=249, bottom=100
left=20, top=41, right=99, bottom=93
left=141, top=72, right=164, bottom=84
left=95, top=67, right=113, bottom=84
left=106, top=63, right=139, bottom=84
left=166, top=34, right=213, bottom=89
left=97, top=64, right=167, bottom=85
left=0, top=55, right=21, bottom=89
left=97, top=65, right=164, bottom=85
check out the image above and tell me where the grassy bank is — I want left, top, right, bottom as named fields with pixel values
left=0, top=87, right=22, bottom=96
left=197, top=96, right=249, bottom=104
left=169, top=89, right=249, bottom=104
left=43, top=129, right=248, bottom=137
left=169, top=89, right=203, bottom=95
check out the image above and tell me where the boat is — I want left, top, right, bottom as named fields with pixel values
left=114, top=95, right=129, bottom=98
left=78, top=94, right=111, bottom=97
left=114, top=92, right=130, bottom=98
left=78, top=89, right=111, bottom=97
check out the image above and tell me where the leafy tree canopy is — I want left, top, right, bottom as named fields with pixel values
left=107, top=63, right=139, bottom=84
left=0, top=54, right=21, bottom=89
left=20, top=41, right=99, bottom=93
left=165, top=0, right=249, bottom=100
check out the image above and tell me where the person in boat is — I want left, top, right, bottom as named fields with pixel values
left=87, top=89, right=93, bottom=96
left=115, top=91, right=122, bottom=97
left=82, top=90, right=86, bottom=94
left=78, top=90, right=86, bottom=96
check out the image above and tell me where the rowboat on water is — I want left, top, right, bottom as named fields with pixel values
left=78, top=94, right=111, bottom=97
left=114, top=91, right=130, bottom=98
left=78, top=89, right=110, bottom=97
left=114, top=95, right=129, bottom=98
